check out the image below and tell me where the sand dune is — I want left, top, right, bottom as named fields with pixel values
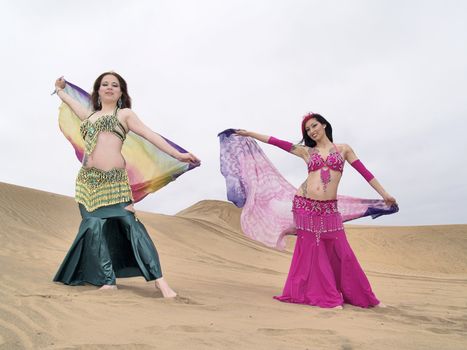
left=0, top=182, right=466, bottom=349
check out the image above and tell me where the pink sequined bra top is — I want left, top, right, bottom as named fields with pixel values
left=307, top=144, right=344, bottom=174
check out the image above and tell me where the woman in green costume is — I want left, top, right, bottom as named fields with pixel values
left=53, top=72, right=199, bottom=297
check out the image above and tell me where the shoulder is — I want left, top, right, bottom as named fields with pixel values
left=117, top=107, right=134, bottom=116
left=117, top=108, right=137, bottom=121
left=82, top=110, right=94, bottom=121
left=292, top=143, right=308, bottom=150
left=336, top=143, right=358, bottom=162
left=336, top=143, right=352, bottom=153
left=291, top=144, right=310, bottom=159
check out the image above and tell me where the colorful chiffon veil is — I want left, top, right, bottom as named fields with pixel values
left=58, top=81, right=199, bottom=203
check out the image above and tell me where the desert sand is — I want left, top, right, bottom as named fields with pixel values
left=0, top=181, right=466, bottom=349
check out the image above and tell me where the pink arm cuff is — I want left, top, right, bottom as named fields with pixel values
left=268, top=136, right=293, bottom=152
left=351, top=159, right=375, bottom=182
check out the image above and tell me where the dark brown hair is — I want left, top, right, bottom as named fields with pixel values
left=91, top=72, right=132, bottom=111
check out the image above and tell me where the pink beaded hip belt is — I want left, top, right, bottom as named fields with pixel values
left=292, top=195, right=340, bottom=214
left=292, top=196, right=344, bottom=244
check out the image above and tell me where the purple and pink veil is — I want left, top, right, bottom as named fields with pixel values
left=218, top=129, right=398, bottom=250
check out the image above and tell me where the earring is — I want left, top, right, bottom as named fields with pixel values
left=97, top=96, right=101, bottom=108
left=118, top=98, right=122, bottom=108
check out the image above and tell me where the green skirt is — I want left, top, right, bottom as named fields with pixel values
left=53, top=202, right=162, bottom=286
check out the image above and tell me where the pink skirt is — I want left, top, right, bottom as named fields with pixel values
left=274, top=196, right=380, bottom=308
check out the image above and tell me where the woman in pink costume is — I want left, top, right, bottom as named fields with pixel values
left=236, top=113, right=396, bottom=308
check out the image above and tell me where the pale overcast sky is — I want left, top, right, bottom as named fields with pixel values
left=1, top=0, right=466, bottom=225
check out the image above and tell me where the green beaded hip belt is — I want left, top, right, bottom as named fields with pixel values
left=75, top=167, right=133, bottom=212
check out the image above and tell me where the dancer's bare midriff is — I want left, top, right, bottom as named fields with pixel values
left=296, top=170, right=343, bottom=200
left=82, top=132, right=126, bottom=170
left=82, top=132, right=134, bottom=212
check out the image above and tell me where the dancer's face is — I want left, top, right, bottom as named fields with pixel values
left=98, top=74, right=122, bottom=103
left=304, top=118, right=326, bottom=142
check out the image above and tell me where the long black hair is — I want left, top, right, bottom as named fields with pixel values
left=91, top=71, right=132, bottom=111
left=301, top=113, right=333, bottom=147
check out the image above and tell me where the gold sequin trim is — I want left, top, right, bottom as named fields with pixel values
left=80, top=114, right=126, bottom=155
left=75, top=167, right=133, bottom=212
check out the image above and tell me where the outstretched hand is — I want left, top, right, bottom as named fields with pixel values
left=383, top=194, right=397, bottom=207
left=178, top=152, right=201, bottom=165
left=235, top=129, right=250, bottom=137
left=55, top=76, right=66, bottom=90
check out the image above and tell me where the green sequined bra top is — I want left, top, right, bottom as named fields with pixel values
left=80, top=107, right=127, bottom=155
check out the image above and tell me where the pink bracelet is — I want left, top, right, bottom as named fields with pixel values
left=351, top=159, right=375, bottom=182
left=268, top=136, right=293, bottom=152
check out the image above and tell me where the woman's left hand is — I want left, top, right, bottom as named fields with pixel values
left=178, top=152, right=201, bottom=165
left=383, top=194, right=397, bottom=207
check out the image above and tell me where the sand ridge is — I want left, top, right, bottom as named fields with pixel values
left=0, top=182, right=466, bottom=349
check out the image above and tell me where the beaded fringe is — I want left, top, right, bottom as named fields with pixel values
left=293, top=211, right=344, bottom=234
left=293, top=211, right=344, bottom=245
left=75, top=167, right=133, bottom=212
left=292, top=196, right=344, bottom=245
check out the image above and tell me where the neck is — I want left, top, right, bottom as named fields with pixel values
left=314, top=137, right=332, bottom=149
left=100, top=102, right=117, bottom=114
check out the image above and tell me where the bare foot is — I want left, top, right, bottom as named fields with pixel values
left=155, top=277, right=177, bottom=298
left=99, top=285, right=117, bottom=290
left=374, top=302, right=387, bottom=308
left=331, top=305, right=343, bottom=310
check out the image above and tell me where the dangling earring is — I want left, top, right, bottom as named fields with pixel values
left=118, top=97, right=122, bottom=108
left=97, top=96, right=101, bottom=108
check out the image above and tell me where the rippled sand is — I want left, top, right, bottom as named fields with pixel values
left=1, top=182, right=466, bottom=349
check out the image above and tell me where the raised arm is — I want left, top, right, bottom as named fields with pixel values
left=235, top=129, right=308, bottom=160
left=342, top=144, right=396, bottom=206
left=123, top=109, right=200, bottom=165
left=54, top=77, right=91, bottom=121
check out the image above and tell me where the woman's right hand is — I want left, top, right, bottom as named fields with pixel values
left=55, top=76, right=66, bottom=90
left=235, top=129, right=250, bottom=137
